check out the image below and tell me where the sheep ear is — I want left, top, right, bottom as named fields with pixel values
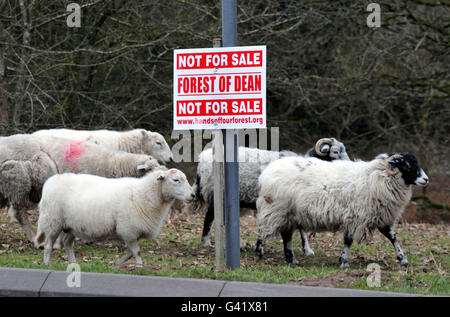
left=141, top=130, right=149, bottom=139
left=157, top=175, right=165, bottom=181
left=320, top=144, right=330, bottom=153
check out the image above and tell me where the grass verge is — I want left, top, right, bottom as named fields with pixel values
left=0, top=209, right=448, bottom=295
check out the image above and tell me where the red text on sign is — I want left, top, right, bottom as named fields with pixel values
left=177, top=50, right=262, bottom=69
left=177, top=98, right=262, bottom=116
left=177, top=74, right=261, bottom=94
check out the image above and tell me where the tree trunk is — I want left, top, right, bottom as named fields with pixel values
left=14, top=0, right=32, bottom=128
left=0, top=43, right=8, bottom=132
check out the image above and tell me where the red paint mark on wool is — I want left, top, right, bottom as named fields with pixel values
left=64, top=141, right=85, bottom=171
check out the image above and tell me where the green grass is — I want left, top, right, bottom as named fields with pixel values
left=0, top=209, right=448, bottom=295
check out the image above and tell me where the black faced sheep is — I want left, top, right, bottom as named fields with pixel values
left=192, top=137, right=350, bottom=254
left=255, top=153, right=428, bottom=268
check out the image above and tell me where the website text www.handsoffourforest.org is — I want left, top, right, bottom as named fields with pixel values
left=177, top=116, right=264, bottom=126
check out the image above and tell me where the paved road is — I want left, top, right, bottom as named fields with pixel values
left=0, top=266, right=425, bottom=297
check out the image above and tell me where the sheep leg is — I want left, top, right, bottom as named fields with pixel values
left=44, top=242, right=52, bottom=265
left=115, top=251, right=133, bottom=265
left=8, top=206, right=19, bottom=224
left=63, top=233, right=76, bottom=264
left=300, top=230, right=315, bottom=256
left=201, top=204, right=215, bottom=247
left=53, top=233, right=66, bottom=250
left=281, top=228, right=299, bottom=265
left=14, top=207, right=36, bottom=242
left=43, top=232, right=60, bottom=265
left=240, top=237, right=247, bottom=249
left=254, top=236, right=265, bottom=261
left=339, top=235, right=353, bottom=269
left=127, top=240, right=143, bottom=265
left=378, top=226, right=409, bottom=267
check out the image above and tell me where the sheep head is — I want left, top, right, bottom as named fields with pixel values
left=314, top=138, right=334, bottom=157
left=384, top=153, right=429, bottom=186
left=141, top=130, right=173, bottom=163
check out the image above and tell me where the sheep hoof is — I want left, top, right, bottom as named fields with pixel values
left=288, top=259, right=299, bottom=266
left=340, top=262, right=350, bottom=269
left=400, top=259, right=409, bottom=267
left=254, top=252, right=264, bottom=261
left=303, top=248, right=315, bottom=256
left=239, top=239, right=247, bottom=249
left=202, top=239, right=213, bottom=247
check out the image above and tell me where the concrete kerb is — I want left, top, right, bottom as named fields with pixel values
left=0, top=267, right=52, bottom=297
left=0, top=267, right=426, bottom=297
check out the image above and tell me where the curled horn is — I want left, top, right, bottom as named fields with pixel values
left=386, top=154, right=403, bottom=176
left=315, top=138, right=333, bottom=156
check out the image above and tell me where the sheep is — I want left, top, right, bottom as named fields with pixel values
left=34, top=168, right=195, bottom=265
left=193, top=137, right=350, bottom=253
left=33, top=128, right=173, bottom=163
left=305, top=138, right=350, bottom=161
left=0, top=134, right=160, bottom=241
left=255, top=152, right=429, bottom=268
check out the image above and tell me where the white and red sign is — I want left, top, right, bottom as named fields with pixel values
left=173, top=46, right=266, bottom=130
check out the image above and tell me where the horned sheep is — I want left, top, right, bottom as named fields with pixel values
left=35, top=168, right=194, bottom=264
left=255, top=152, right=429, bottom=268
left=305, top=137, right=349, bottom=161
left=193, top=138, right=349, bottom=253
left=0, top=134, right=160, bottom=241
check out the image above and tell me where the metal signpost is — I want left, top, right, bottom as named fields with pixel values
left=221, top=0, right=240, bottom=270
left=173, top=0, right=266, bottom=270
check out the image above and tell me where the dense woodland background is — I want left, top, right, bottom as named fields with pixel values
left=0, top=0, right=448, bottom=177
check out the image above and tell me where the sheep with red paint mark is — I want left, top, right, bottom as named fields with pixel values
left=33, top=128, right=173, bottom=163
left=0, top=134, right=160, bottom=242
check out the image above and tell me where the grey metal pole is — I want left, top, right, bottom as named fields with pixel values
left=222, top=0, right=240, bottom=269
left=222, top=0, right=237, bottom=47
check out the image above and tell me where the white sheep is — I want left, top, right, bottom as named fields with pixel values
left=33, top=128, right=173, bottom=163
left=34, top=168, right=194, bottom=265
left=255, top=152, right=429, bottom=268
left=0, top=134, right=159, bottom=241
left=191, top=147, right=297, bottom=247
left=193, top=138, right=350, bottom=253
